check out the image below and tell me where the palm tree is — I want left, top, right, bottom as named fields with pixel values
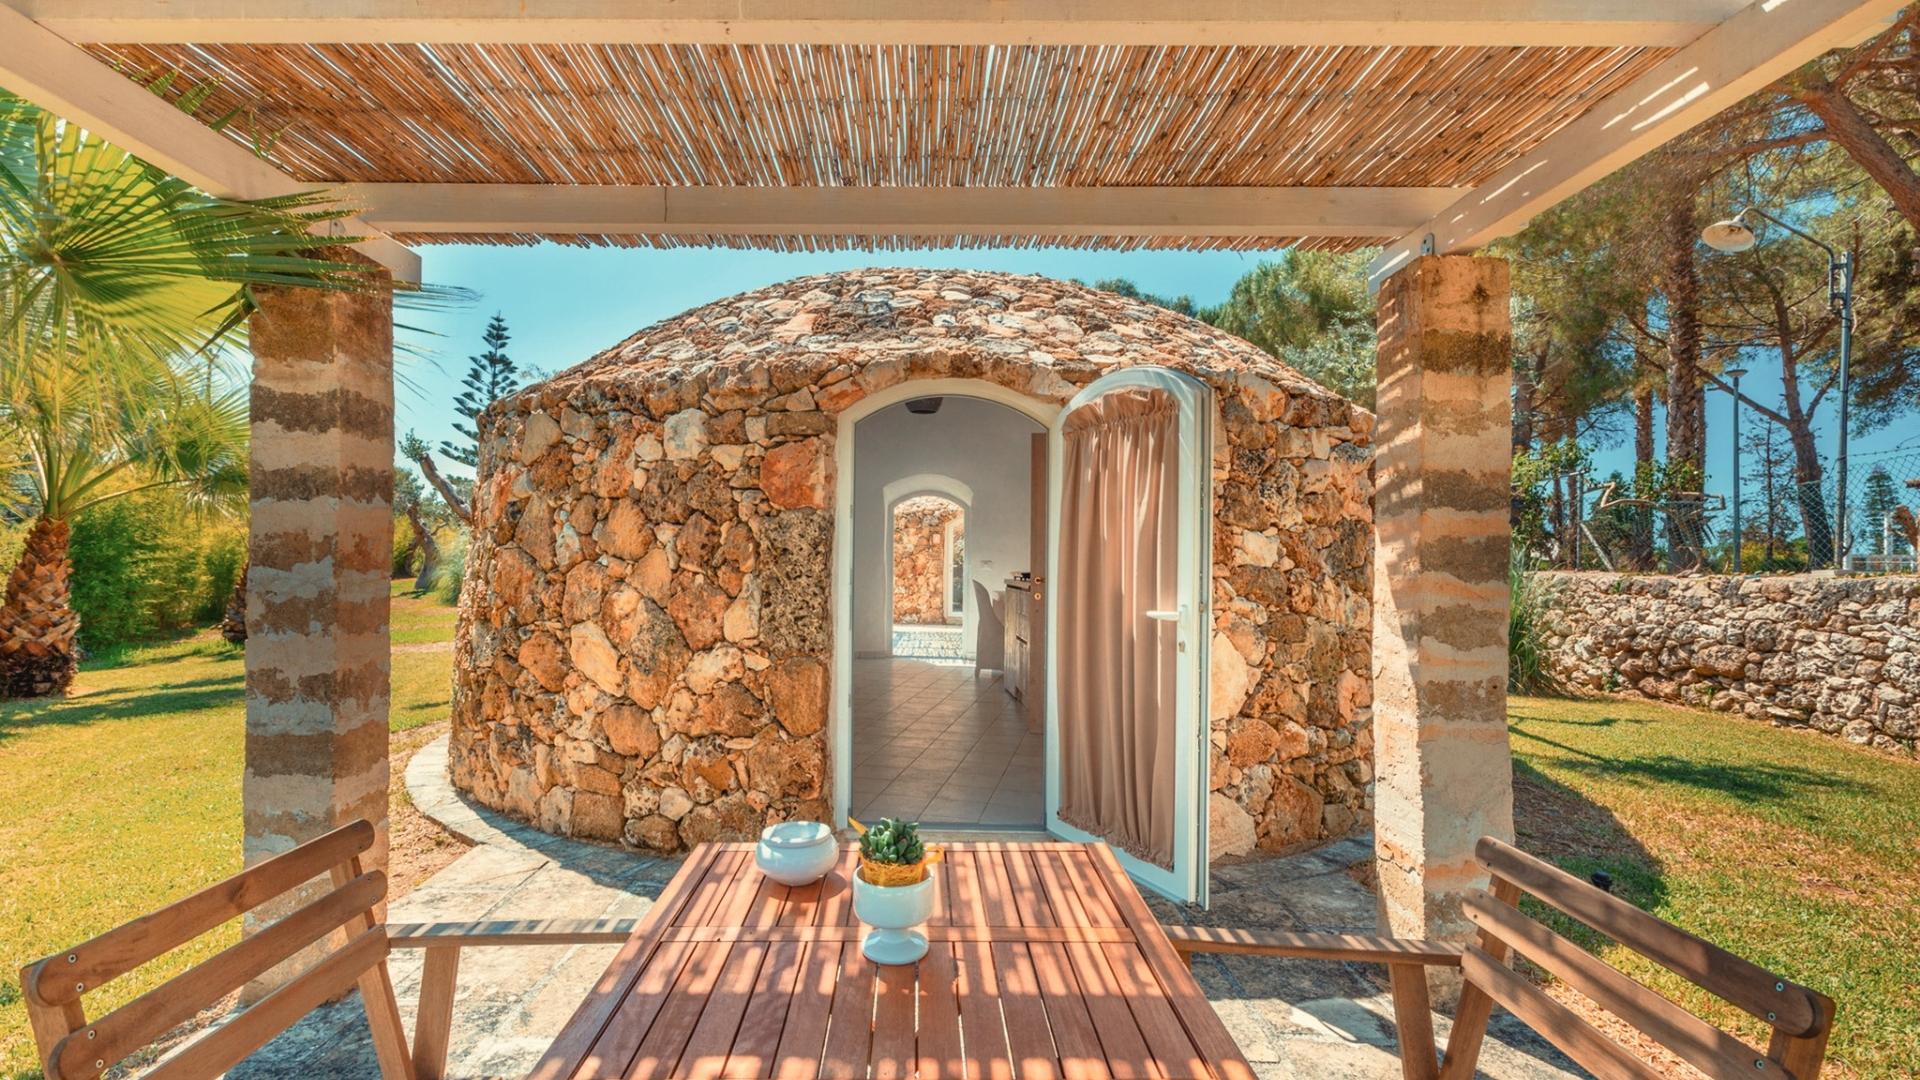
left=0, top=89, right=375, bottom=695
left=0, top=367, right=248, bottom=693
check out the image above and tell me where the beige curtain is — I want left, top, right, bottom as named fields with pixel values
left=1056, top=387, right=1179, bottom=869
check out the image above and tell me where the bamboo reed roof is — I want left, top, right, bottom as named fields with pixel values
left=80, top=41, right=1677, bottom=251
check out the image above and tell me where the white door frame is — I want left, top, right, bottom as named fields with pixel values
left=1042, top=366, right=1213, bottom=906
left=830, top=380, right=1058, bottom=831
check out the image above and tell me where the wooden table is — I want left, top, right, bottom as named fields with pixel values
left=533, top=842, right=1253, bottom=1080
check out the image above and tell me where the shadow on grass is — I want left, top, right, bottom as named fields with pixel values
left=1512, top=757, right=1671, bottom=960
left=79, top=637, right=243, bottom=670
left=0, top=673, right=243, bottom=744
left=1511, top=712, right=1863, bottom=803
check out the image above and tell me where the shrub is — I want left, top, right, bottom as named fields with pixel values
left=393, top=515, right=419, bottom=577
left=428, top=528, right=467, bottom=606
left=1509, top=551, right=1561, bottom=694
left=65, top=495, right=246, bottom=652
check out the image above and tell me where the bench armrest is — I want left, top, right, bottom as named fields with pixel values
left=1161, top=926, right=1463, bottom=967
left=388, top=917, right=638, bottom=949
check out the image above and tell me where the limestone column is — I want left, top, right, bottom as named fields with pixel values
left=1371, top=255, right=1515, bottom=977
left=243, top=255, right=395, bottom=979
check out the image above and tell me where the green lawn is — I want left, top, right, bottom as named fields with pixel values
left=1510, top=695, right=1920, bottom=1079
left=0, top=583, right=455, bottom=1080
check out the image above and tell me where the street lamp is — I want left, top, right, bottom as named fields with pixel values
left=1723, top=367, right=1748, bottom=572
left=1701, top=207, right=1855, bottom=570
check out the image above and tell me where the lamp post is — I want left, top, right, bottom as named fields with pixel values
left=1701, top=208, right=1854, bottom=570
left=1723, top=367, right=1748, bottom=572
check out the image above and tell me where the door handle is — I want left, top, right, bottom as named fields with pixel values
left=1145, top=609, right=1180, bottom=622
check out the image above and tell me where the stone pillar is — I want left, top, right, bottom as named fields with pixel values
left=1371, top=255, right=1514, bottom=986
left=243, top=255, right=394, bottom=985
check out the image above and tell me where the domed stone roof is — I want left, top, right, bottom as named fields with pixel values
left=518, top=267, right=1361, bottom=423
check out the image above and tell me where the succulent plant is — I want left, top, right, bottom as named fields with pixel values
left=858, top=817, right=926, bottom=866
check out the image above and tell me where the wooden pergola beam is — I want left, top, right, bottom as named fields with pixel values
left=8, top=0, right=1749, bottom=48
left=1369, top=0, right=1905, bottom=288
left=342, top=184, right=1465, bottom=239
left=0, top=2, right=419, bottom=280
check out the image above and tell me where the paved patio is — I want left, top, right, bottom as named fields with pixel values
left=218, top=738, right=1581, bottom=1078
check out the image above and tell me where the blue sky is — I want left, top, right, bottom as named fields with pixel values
left=398, top=243, right=1918, bottom=513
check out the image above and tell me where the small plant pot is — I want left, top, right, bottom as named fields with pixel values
left=755, top=821, right=838, bottom=886
left=852, top=870, right=936, bottom=965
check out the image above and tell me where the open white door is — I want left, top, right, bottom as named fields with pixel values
left=1044, top=367, right=1211, bottom=906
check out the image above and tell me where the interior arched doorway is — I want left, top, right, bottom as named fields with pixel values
left=836, top=380, right=1054, bottom=830
left=886, top=493, right=966, bottom=656
left=879, top=475, right=974, bottom=660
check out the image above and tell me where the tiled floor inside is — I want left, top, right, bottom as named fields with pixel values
left=850, top=657, right=1044, bottom=826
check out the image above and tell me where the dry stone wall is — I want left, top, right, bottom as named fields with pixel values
left=1538, top=571, right=1920, bottom=752
left=451, top=269, right=1376, bottom=855
left=891, top=497, right=960, bottom=625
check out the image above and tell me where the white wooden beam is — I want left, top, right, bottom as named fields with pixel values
left=341, top=184, right=1465, bottom=239
left=10, top=0, right=1749, bottom=49
left=0, top=3, right=419, bottom=280
left=1369, top=0, right=1906, bottom=290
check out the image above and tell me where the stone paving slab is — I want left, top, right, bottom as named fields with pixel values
left=211, top=738, right=1584, bottom=1078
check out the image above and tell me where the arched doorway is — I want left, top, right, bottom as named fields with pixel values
left=888, top=493, right=967, bottom=659
left=837, top=381, right=1051, bottom=829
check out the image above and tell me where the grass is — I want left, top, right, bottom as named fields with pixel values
left=0, top=582, right=456, bottom=1080
left=1510, top=694, right=1920, bottom=1079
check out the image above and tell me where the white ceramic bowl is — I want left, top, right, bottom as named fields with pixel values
left=852, top=871, right=936, bottom=965
left=754, top=821, right=838, bottom=886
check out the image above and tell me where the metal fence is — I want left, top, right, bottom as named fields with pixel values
left=1566, top=446, right=1918, bottom=575
left=1837, top=447, right=1920, bottom=573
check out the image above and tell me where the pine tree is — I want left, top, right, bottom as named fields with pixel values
left=441, top=313, right=518, bottom=467
left=1741, top=418, right=1802, bottom=569
left=1859, top=465, right=1902, bottom=554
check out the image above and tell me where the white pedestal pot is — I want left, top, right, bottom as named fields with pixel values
left=852, top=872, right=936, bottom=965
left=754, top=821, right=838, bottom=886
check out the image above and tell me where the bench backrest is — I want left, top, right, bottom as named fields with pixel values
left=19, top=820, right=412, bottom=1080
left=1449, top=836, right=1835, bottom=1080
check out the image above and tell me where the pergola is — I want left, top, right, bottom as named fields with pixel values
left=0, top=0, right=1899, bottom=969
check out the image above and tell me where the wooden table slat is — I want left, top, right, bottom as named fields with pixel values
left=915, top=946, right=964, bottom=1080
left=626, top=938, right=730, bottom=1077
left=1088, top=844, right=1256, bottom=1080
left=819, top=943, right=878, bottom=1074
left=948, top=850, right=988, bottom=929
left=1001, top=848, right=1057, bottom=929
left=769, top=941, right=837, bottom=1079
left=1064, top=938, right=1160, bottom=1079
left=954, top=940, right=1015, bottom=1080
left=1060, top=849, right=1124, bottom=927
left=547, top=842, right=1253, bottom=1080
left=1030, top=850, right=1091, bottom=929
left=1101, top=942, right=1211, bottom=1079
left=577, top=937, right=699, bottom=1080
left=1027, top=942, right=1115, bottom=1080
left=531, top=842, right=723, bottom=1080
left=992, top=942, right=1063, bottom=1080
left=660, top=925, right=1136, bottom=945
left=722, top=940, right=805, bottom=1078
left=870, top=959, right=917, bottom=1079
left=675, top=942, right=769, bottom=1080
left=977, top=847, right=1019, bottom=928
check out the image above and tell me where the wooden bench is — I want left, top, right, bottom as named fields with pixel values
left=18, top=820, right=631, bottom=1080
left=1166, top=835, right=1836, bottom=1080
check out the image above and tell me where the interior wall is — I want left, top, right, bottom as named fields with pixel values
left=854, top=397, right=1043, bottom=658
